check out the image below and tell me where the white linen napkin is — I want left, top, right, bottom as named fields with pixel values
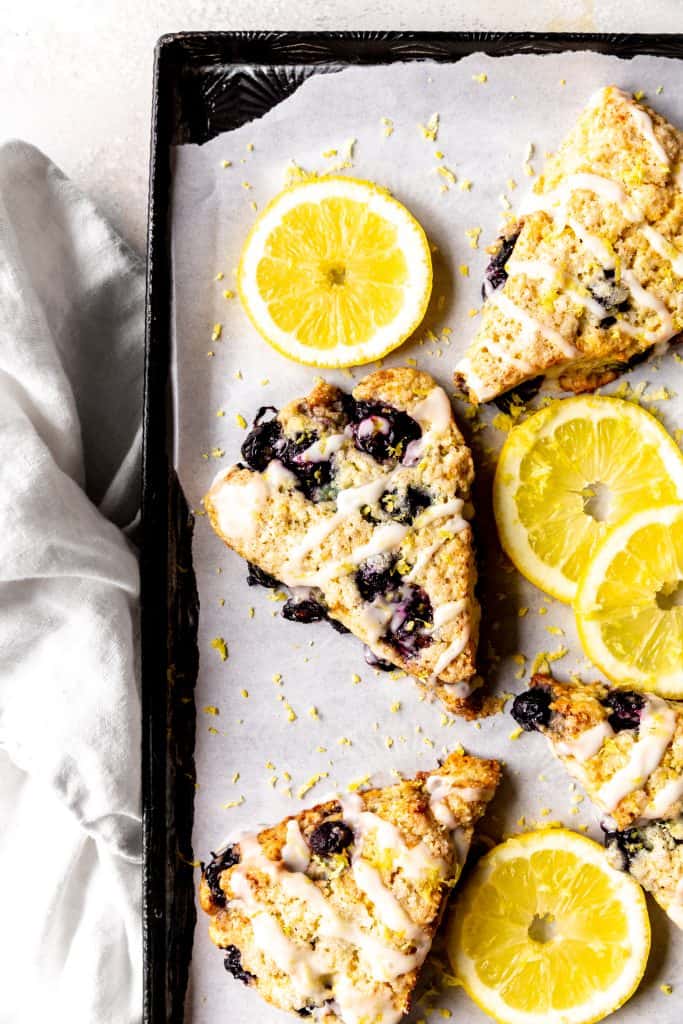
left=0, top=141, right=143, bottom=1024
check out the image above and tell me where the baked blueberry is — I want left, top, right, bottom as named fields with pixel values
left=223, top=944, right=255, bottom=985
left=589, top=270, right=630, bottom=325
left=482, top=230, right=520, bottom=298
left=603, top=689, right=644, bottom=732
left=602, top=825, right=644, bottom=869
left=385, top=585, right=433, bottom=659
left=349, top=399, right=421, bottom=463
left=308, top=819, right=354, bottom=856
left=203, top=844, right=240, bottom=906
left=281, top=598, right=328, bottom=624
left=493, top=375, right=544, bottom=414
left=246, top=562, right=281, bottom=589
left=355, top=554, right=398, bottom=602
left=380, top=486, right=431, bottom=525
left=241, top=407, right=283, bottom=471
left=364, top=645, right=395, bottom=671
left=511, top=688, right=552, bottom=731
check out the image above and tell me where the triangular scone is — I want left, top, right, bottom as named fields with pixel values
left=199, top=751, right=500, bottom=1023
left=205, top=368, right=480, bottom=715
left=512, top=674, right=683, bottom=928
left=454, top=86, right=683, bottom=404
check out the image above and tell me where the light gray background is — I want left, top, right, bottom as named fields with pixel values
left=0, top=0, right=680, bottom=254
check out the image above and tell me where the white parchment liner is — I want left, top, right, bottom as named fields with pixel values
left=171, top=51, right=683, bottom=1023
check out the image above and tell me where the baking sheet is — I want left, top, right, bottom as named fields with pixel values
left=171, top=50, right=683, bottom=1023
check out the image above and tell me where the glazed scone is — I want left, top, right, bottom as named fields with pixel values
left=199, top=751, right=500, bottom=1023
left=204, top=368, right=481, bottom=715
left=455, top=86, right=683, bottom=403
left=512, top=674, right=683, bottom=927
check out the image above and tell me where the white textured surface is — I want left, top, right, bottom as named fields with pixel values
left=0, top=0, right=679, bottom=253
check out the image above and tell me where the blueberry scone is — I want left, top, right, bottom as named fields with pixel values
left=199, top=750, right=500, bottom=1023
left=455, top=86, right=683, bottom=403
left=204, top=368, right=480, bottom=714
left=512, top=674, right=683, bottom=927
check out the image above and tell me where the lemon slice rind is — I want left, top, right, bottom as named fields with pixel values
left=237, top=176, right=433, bottom=368
left=449, top=828, right=650, bottom=1024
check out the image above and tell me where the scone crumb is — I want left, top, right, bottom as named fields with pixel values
left=472, top=72, right=488, bottom=84
left=272, top=672, right=282, bottom=684
left=214, top=272, right=224, bottom=281
left=633, top=90, right=645, bottom=101
left=235, top=413, right=247, bottom=429
left=351, top=673, right=362, bottom=684
left=203, top=705, right=219, bottom=716
left=660, top=984, right=673, bottom=995
left=458, top=179, right=473, bottom=191
left=221, top=160, right=232, bottom=169
left=222, top=289, right=235, bottom=299
left=347, top=774, right=371, bottom=792
left=211, top=323, right=222, bottom=341
left=308, top=706, right=319, bottom=719
left=210, top=637, right=229, bottom=662
left=390, top=700, right=401, bottom=713
left=518, top=607, right=529, bottom=617
left=459, top=264, right=470, bottom=277
left=381, top=117, right=394, bottom=136
left=231, top=772, right=240, bottom=783
left=240, top=688, right=249, bottom=699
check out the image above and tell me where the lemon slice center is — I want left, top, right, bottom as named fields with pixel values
left=528, top=911, right=557, bottom=944
left=655, top=579, right=683, bottom=609
left=581, top=480, right=612, bottom=522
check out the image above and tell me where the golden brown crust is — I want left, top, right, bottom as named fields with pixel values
left=455, top=86, right=683, bottom=403
left=530, top=674, right=683, bottom=830
left=204, top=367, right=481, bottom=715
left=199, top=751, right=500, bottom=1021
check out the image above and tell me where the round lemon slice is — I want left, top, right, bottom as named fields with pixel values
left=237, top=176, right=432, bottom=367
left=493, top=396, right=683, bottom=603
left=575, top=503, right=683, bottom=697
left=448, top=829, right=650, bottom=1024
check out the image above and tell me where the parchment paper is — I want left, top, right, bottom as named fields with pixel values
left=171, top=51, right=683, bottom=1024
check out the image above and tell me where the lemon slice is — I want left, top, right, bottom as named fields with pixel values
left=575, top=503, right=683, bottom=696
left=448, top=829, right=650, bottom=1024
left=493, top=396, right=683, bottom=602
left=237, top=176, right=432, bottom=367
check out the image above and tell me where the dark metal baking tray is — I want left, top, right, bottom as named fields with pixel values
left=141, top=30, right=683, bottom=1024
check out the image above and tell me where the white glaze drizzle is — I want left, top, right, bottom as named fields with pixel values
left=596, top=698, right=677, bottom=812
left=555, top=720, right=615, bottom=763
left=339, top=791, right=448, bottom=881
left=281, top=819, right=311, bottom=873
left=296, top=433, right=347, bottom=463
left=505, top=257, right=608, bottom=319
left=626, top=102, right=670, bottom=166
left=641, top=224, right=683, bottom=277
left=620, top=268, right=674, bottom=342
left=454, top=355, right=499, bottom=403
left=520, top=172, right=642, bottom=223
left=430, top=621, right=471, bottom=680
left=210, top=474, right=268, bottom=541
left=640, top=773, right=683, bottom=820
left=490, top=288, right=579, bottom=358
left=432, top=599, right=469, bottom=629
left=229, top=832, right=429, bottom=1011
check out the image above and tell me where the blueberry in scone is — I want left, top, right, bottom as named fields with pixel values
left=512, top=673, right=683, bottom=927
left=455, top=86, right=683, bottom=404
left=199, top=750, right=500, bottom=1023
left=204, top=367, right=480, bottom=715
